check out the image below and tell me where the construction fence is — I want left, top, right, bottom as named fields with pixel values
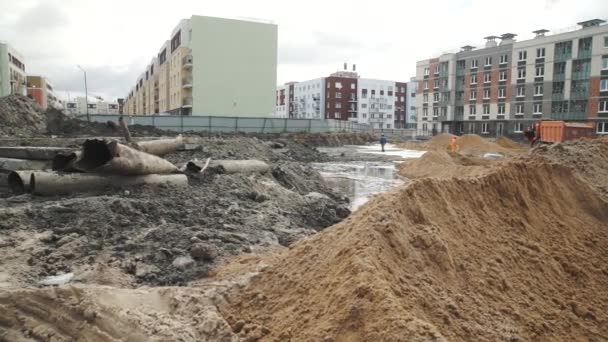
left=77, top=114, right=427, bottom=138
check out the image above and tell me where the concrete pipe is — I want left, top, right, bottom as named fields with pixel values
left=137, top=135, right=184, bottom=156
left=188, top=159, right=270, bottom=174
left=0, top=157, right=49, bottom=171
left=30, top=172, right=188, bottom=196
left=0, top=147, right=76, bottom=160
left=74, top=139, right=178, bottom=175
left=51, top=152, right=83, bottom=172
left=7, top=171, right=34, bottom=194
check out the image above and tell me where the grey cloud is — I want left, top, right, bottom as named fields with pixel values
left=15, top=1, right=70, bottom=33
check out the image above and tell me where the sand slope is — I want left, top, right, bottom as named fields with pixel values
left=224, top=160, right=608, bottom=341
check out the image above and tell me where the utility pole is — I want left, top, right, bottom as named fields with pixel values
left=77, top=65, right=90, bottom=122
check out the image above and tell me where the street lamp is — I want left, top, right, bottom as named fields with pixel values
left=77, top=65, right=90, bottom=122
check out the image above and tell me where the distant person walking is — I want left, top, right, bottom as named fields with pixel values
left=450, top=136, right=458, bottom=152
left=380, top=134, right=387, bottom=152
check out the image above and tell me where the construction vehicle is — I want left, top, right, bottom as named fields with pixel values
left=528, top=121, right=595, bottom=146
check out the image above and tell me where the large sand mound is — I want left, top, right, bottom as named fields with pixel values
left=224, top=160, right=608, bottom=341
left=400, top=133, right=521, bottom=156
left=398, top=150, right=491, bottom=179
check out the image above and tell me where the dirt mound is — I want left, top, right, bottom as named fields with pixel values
left=0, top=94, right=46, bottom=137
left=532, top=138, right=608, bottom=200
left=456, top=134, right=510, bottom=155
left=399, top=134, right=522, bottom=157
left=398, top=150, right=491, bottom=179
left=223, top=161, right=608, bottom=341
left=497, top=136, right=522, bottom=149
left=292, top=133, right=375, bottom=147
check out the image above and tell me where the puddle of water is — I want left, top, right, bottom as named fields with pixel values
left=314, top=145, right=425, bottom=211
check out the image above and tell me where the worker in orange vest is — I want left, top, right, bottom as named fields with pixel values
left=450, top=136, right=458, bottom=152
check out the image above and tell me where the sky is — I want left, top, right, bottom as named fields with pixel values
left=0, top=0, right=606, bottom=101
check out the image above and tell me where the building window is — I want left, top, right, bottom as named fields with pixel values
left=470, top=74, right=477, bottom=84
left=434, top=65, right=440, bottom=74
left=498, top=87, right=506, bottom=98
left=485, top=57, right=492, bottom=66
left=335, top=103, right=342, bottom=109
left=470, top=90, right=477, bottom=100
left=517, top=86, right=525, bottom=97
left=361, top=103, right=368, bottom=109
left=483, top=89, right=490, bottom=99
left=484, top=73, right=491, bottom=83
left=514, top=122, right=523, bottom=133
left=601, top=79, right=608, bottom=91
left=481, top=123, right=489, bottom=134
left=500, top=54, right=508, bottom=64
left=535, top=84, right=543, bottom=96
left=518, top=67, right=526, bottom=79
left=483, top=104, right=490, bottom=114
left=599, top=100, right=608, bottom=112
left=498, top=103, right=506, bottom=114
left=423, top=108, right=429, bottom=117
left=351, top=83, right=355, bottom=89
left=535, top=65, right=545, bottom=77
left=471, top=59, right=478, bottom=68
left=335, top=82, right=342, bottom=89
left=468, top=123, right=476, bottom=133
left=336, top=92, right=342, bottom=99
left=603, top=56, right=608, bottom=70
left=433, top=93, right=439, bottom=102
left=388, top=105, right=393, bottom=110
left=423, top=94, right=429, bottom=103
left=598, top=122, right=608, bottom=134
left=422, top=123, right=428, bottom=131
left=534, top=103, right=542, bottom=114
left=516, top=103, right=524, bottom=114
left=433, top=107, right=439, bottom=117
left=424, top=81, right=429, bottom=89
left=433, top=80, right=438, bottom=89
left=424, top=67, right=429, bottom=76
left=536, top=47, right=546, bottom=58
left=499, top=71, right=507, bottom=81
left=518, top=50, right=527, bottom=61
left=469, top=105, right=476, bottom=115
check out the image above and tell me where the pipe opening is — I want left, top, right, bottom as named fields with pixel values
left=75, top=140, right=114, bottom=170
left=8, top=171, right=26, bottom=194
left=52, top=153, right=77, bottom=171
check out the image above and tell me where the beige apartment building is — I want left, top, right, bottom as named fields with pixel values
left=124, top=15, right=277, bottom=117
left=0, top=42, right=26, bottom=97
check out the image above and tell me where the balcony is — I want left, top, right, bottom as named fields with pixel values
left=571, top=71, right=590, bottom=81
left=182, top=97, right=193, bottom=108
left=551, top=93, right=564, bottom=101
left=182, top=76, right=193, bottom=88
left=439, top=70, right=449, bottom=78
left=570, top=92, right=588, bottom=100
left=554, top=52, right=571, bottom=62
left=456, top=69, right=465, bottom=76
left=182, top=55, right=193, bottom=68
left=576, top=49, right=592, bottom=59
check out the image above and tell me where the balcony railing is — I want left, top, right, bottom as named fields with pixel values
left=551, top=111, right=587, bottom=120
left=570, top=91, right=588, bottom=100
left=183, top=55, right=193, bottom=68
left=554, top=52, right=571, bottom=62
left=183, top=97, right=193, bottom=107
left=576, top=49, right=592, bottom=59
left=553, top=73, right=565, bottom=81
left=571, top=71, right=590, bottom=81
left=551, top=93, right=564, bottom=101
left=182, top=76, right=193, bottom=88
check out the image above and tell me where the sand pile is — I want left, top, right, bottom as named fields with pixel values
left=398, top=150, right=491, bottom=179
left=400, top=134, right=521, bottom=156
left=532, top=138, right=608, bottom=200
left=497, top=136, right=522, bottom=149
left=0, top=94, right=46, bottom=136
left=223, top=160, right=608, bottom=341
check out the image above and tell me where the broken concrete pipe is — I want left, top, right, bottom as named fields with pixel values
left=30, top=172, right=188, bottom=195
left=74, top=139, right=178, bottom=175
left=0, top=147, right=76, bottom=160
left=0, top=157, right=49, bottom=171
left=51, top=151, right=82, bottom=172
left=7, top=171, right=34, bottom=194
left=137, top=135, right=184, bottom=156
left=186, top=159, right=270, bottom=174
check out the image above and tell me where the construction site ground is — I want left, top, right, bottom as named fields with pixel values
left=1, top=95, right=608, bottom=341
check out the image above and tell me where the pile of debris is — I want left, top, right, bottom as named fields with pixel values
left=0, top=95, right=47, bottom=137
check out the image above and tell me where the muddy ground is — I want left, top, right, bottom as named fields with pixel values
left=0, top=135, right=374, bottom=288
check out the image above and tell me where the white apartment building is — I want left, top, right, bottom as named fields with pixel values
left=357, top=78, right=398, bottom=128
left=125, top=15, right=278, bottom=117
left=406, top=77, right=418, bottom=125
left=293, top=78, right=325, bottom=119
left=0, top=42, right=26, bottom=97
left=65, top=97, right=119, bottom=116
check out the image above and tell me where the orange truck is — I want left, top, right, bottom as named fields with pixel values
left=534, top=121, right=595, bottom=144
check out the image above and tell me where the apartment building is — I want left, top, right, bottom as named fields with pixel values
left=26, top=76, right=60, bottom=110
left=124, top=15, right=277, bottom=117
left=0, top=43, right=26, bottom=97
left=274, top=66, right=410, bottom=129
left=416, top=19, right=608, bottom=136
left=406, top=77, right=418, bottom=124
left=65, top=97, right=119, bottom=116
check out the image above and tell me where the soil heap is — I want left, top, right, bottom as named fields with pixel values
left=223, top=140, right=608, bottom=341
left=400, top=133, right=521, bottom=156
left=398, top=150, right=492, bottom=179
left=0, top=94, right=46, bottom=137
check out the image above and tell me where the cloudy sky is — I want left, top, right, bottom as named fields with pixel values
left=0, top=0, right=606, bottom=101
